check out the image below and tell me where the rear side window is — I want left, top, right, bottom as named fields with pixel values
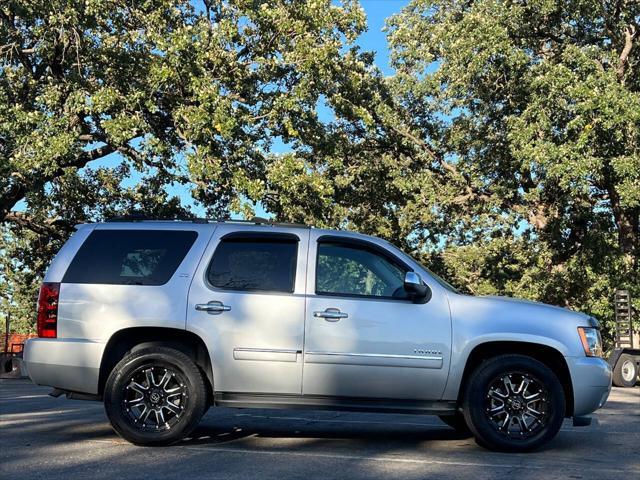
left=207, top=235, right=298, bottom=293
left=63, top=230, right=198, bottom=285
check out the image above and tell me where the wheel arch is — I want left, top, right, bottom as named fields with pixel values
left=456, top=341, right=574, bottom=417
left=99, top=327, right=214, bottom=400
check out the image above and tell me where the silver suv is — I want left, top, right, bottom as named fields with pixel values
left=24, top=218, right=612, bottom=451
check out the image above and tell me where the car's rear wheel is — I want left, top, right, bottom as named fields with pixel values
left=104, top=346, right=207, bottom=446
left=462, top=354, right=565, bottom=452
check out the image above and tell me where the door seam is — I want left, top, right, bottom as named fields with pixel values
left=300, top=231, right=313, bottom=394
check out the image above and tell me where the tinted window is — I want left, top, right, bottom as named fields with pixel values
left=316, top=242, right=407, bottom=298
left=63, top=230, right=198, bottom=285
left=207, top=237, right=298, bottom=292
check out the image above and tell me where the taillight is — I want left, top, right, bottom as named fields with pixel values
left=37, top=282, right=60, bottom=338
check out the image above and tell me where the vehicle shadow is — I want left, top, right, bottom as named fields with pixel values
left=181, top=411, right=474, bottom=447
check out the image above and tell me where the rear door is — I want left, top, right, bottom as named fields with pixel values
left=303, top=232, right=452, bottom=400
left=187, top=225, right=309, bottom=395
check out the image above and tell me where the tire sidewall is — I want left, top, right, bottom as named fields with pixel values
left=614, top=354, right=638, bottom=388
left=104, top=347, right=207, bottom=446
left=463, top=355, right=565, bottom=452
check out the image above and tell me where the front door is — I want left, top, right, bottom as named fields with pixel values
left=187, top=225, right=309, bottom=394
left=303, top=232, right=452, bottom=400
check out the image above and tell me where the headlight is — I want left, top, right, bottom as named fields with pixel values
left=578, top=327, right=603, bottom=357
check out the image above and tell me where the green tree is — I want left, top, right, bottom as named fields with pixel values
left=263, top=0, right=640, bottom=341
left=0, top=0, right=368, bottom=331
left=385, top=0, right=640, bottom=338
left=2, top=0, right=638, bottom=344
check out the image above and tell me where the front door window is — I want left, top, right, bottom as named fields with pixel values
left=316, top=242, right=409, bottom=299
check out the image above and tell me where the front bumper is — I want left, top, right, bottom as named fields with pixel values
left=23, top=338, right=105, bottom=395
left=565, top=356, right=612, bottom=417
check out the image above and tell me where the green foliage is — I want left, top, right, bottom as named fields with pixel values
left=383, top=0, right=640, bottom=342
left=265, top=0, right=640, bottom=343
left=1, top=0, right=638, bottom=345
left=1, top=0, right=368, bottom=328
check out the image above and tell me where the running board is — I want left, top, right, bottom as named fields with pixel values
left=214, top=392, right=457, bottom=415
left=49, top=388, right=101, bottom=401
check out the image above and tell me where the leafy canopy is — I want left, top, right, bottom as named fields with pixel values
left=1, top=0, right=638, bottom=341
left=1, top=0, right=369, bottom=328
left=264, top=0, right=640, bottom=338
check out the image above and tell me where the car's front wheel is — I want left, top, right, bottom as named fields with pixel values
left=104, top=346, right=208, bottom=446
left=462, top=354, right=565, bottom=452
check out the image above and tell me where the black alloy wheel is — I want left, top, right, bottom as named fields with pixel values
left=122, top=365, right=188, bottom=432
left=104, top=346, right=207, bottom=446
left=484, top=371, right=550, bottom=438
left=463, top=354, right=565, bottom=452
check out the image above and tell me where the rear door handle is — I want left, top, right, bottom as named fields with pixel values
left=195, top=301, right=231, bottom=314
left=313, top=308, right=348, bottom=321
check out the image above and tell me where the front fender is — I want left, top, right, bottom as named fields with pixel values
left=442, top=293, right=589, bottom=401
left=443, top=332, right=567, bottom=400
left=443, top=333, right=570, bottom=400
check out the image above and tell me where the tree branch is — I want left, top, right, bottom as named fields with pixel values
left=0, top=143, right=118, bottom=221
left=617, top=23, right=638, bottom=82
left=68, top=143, right=118, bottom=168
left=387, top=123, right=490, bottom=202
left=0, top=9, right=36, bottom=78
left=3, top=211, right=73, bottom=239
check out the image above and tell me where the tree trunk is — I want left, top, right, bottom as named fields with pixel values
left=607, top=184, right=639, bottom=259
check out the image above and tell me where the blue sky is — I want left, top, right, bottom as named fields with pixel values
left=358, top=0, right=408, bottom=75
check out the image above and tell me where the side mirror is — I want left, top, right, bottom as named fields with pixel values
left=404, top=271, right=430, bottom=302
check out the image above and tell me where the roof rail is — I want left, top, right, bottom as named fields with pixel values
left=228, top=217, right=310, bottom=229
left=104, top=215, right=310, bottom=229
left=105, top=214, right=208, bottom=223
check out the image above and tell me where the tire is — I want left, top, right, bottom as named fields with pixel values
left=462, top=354, right=565, bottom=452
left=613, top=354, right=638, bottom=388
left=104, top=346, right=208, bottom=446
left=438, top=413, right=472, bottom=436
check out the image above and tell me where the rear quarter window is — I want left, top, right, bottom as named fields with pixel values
left=62, top=230, right=198, bottom=285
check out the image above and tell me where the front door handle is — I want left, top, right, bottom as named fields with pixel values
left=313, top=308, right=348, bottom=321
left=195, top=301, right=231, bottom=314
